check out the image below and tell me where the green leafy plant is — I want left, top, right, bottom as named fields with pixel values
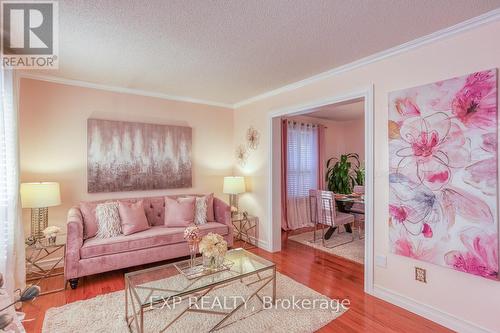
left=325, top=153, right=360, bottom=194
left=354, top=166, right=365, bottom=186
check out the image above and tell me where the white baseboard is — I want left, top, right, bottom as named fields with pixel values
left=234, top=236, right=272, bottom=252
left=372, top=285, right=494, bottom=333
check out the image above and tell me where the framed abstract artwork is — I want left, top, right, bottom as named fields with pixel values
left=87, top=119, right=192, bottom=193
left=388, top=69, right=498, bottom=280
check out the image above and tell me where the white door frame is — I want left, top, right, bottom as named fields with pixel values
left=267, top=86, right=374, bottom=293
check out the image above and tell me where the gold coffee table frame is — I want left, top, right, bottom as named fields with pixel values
left=125, top=248, right=276, bottom=333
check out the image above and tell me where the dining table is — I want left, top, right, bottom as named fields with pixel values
left=324, top=194, right=365, bottom=240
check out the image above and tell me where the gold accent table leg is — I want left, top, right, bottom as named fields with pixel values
left=25, top=244, right=66, bottom=295
left=272, top=266, right=276, bottom=303
left=140, top=307, right=144, bottom=333
left=125, top=278, right=128, bottom=324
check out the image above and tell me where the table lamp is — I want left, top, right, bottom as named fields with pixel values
left=20, top=182, right=61, bottom=241
left=223, top=176, right=246, bottom=215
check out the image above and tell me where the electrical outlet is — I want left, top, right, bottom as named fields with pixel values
left=415, top=267, right=427, bottom=283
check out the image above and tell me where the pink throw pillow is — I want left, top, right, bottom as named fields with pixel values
left=164, top=197, right=196, bottom=227
left=205, top=193, right=215, bottom=222
left=118, top=200, right=150, bottom=235
left=79, top=201, right=99, bottom=239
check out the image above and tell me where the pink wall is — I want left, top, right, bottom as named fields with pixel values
left=234, top=20, right=500, bottom=332
left=19, top=79, right=234, bottom=235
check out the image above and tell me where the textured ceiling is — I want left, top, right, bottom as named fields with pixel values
left=307, top=99, right=364, bottom=122
left=31, top=0, right=500, bottom=105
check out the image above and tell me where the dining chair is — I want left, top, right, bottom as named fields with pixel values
left=309, top=189, right=355, bottom=248
left=351, top=185, right=365, bottom=239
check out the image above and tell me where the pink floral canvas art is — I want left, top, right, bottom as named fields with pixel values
left=388, top=69, right=498, bottom=280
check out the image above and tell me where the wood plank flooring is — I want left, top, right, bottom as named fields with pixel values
left=21, top=231, right=453, bottom=332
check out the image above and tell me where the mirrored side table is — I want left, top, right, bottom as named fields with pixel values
left=231, top=213, right=258, bottom=249
left=25, top=236, right=66, bottom=295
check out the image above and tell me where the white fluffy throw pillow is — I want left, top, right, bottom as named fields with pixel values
left=95, top=202, right=122, bottom=238
left=194, top=197, right=208, bottom=225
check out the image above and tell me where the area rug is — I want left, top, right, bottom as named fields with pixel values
left=42, top=273, right=346, bottom=332
left=288, top=229, right=364, bottom=264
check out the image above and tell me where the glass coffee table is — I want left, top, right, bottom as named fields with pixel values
left=125, top=248, right=276, bottom=332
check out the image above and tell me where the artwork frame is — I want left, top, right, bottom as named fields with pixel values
left=388, top=69, right=498, bottom=280
left=87, top=119, right=192, bottom=193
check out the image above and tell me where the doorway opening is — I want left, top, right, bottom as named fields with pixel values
left=281, top=98, right=366, bottom=264
left=268, top=88, right=374, bottom=292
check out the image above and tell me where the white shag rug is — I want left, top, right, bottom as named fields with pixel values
left=42, top=273, right=346, bottom=333
left=288, top=230, right=365, bottom=264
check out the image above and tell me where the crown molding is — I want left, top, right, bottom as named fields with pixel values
left=17, top=73, right=233, bottom=109
left=233, top=8, right=500, bottom=109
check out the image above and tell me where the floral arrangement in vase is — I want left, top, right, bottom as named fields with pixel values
left=43, top=226, right=61, bottom=244
left=183, top=225, right=200, bottom=242
left=199, top=233, right=228, bottom=270
left=184, top=225, right=200, bottom=267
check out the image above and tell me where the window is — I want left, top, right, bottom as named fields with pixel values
left=286, top=122, right=318, bottom=198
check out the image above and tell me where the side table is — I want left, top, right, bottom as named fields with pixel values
left=25, top=237, right=66, bottom=295
left=231, top=213, right=258, bottom=248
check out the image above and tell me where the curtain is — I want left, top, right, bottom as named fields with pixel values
left=0, top=69, right=25, bottom=300
left=285, top=121, right=319, bottom=230
left=317, top=124, right=326, bottom=190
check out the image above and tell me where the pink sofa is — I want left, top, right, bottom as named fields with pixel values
left=64, top=195, right=233, bottom=289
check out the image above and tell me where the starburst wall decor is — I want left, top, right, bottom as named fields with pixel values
left=235, top=144, right=249, bottom=167
left=235, top=126, right=260, bottom=167
left=246, top=126, right=260, bottom=150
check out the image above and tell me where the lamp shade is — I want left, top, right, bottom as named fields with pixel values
left=20, top=182, right=61, bottom=208
left=223, top=176, right=245, bottom=194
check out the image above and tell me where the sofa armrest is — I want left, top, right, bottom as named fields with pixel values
left=214, top=197, right=234, bottom=246
left=64, top=206, right=84, bottom=280
left=214, top=197, right=231, bottom=226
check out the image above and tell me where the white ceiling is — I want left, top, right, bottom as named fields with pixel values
left=30, top=0, right=500, bottom=105
left=307, top=99, right=365, bottom=122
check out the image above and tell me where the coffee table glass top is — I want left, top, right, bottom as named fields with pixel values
left=125, top=248, right=275, bottom=306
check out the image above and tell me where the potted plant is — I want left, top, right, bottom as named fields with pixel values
left=354, top=165, right=365, bottom=186
left=325, top=153, right=360, bottom=194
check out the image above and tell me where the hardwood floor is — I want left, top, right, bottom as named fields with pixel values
left=22, top=233, right=453, bottom=333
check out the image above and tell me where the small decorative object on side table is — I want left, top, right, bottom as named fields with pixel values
left=232, top=211, right=258, bottom=249
left=42, top=225, right=61, bottom=245
left=183, top=225, right=200, bottom=267
left=25, top=236, right=66, bottom=295
left=223, top=176, right=246, bottom=217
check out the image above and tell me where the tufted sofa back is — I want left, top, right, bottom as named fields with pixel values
left=81, top=194, right=208, bottom=226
